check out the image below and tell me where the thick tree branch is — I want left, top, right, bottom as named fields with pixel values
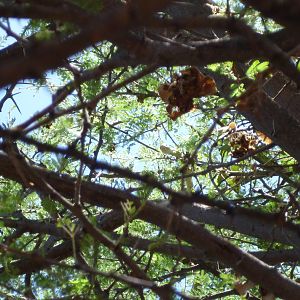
left=0, top=153, right=299, bottom=298
left=1, top=132, right=300, bottom=248
left=179, top=203, right=300, bottom=248
left=237, top=77, right=300, bottom=163
left=0, top=0, right=171, bottom=87
left=241, top=0, right=300, bottom=30
left=4, top=216, right=299, bottom=277
left=0, top=2, right=92, bottom=25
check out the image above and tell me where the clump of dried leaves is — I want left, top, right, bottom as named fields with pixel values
left=158, top=67, right=217, bottom=120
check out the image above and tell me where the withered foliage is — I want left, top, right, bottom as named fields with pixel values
left=220, top=122, right=271, bottom=157
left=158, top=67, right=217, bottom=120
left=229, top=130, right=257, bottom=158
left=256, top=130, right=273, bottom=145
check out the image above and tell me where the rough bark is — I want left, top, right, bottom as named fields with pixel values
left=0, top=153, right=299, bottom=298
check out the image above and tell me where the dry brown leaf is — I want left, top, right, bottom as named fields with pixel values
left=234, top=280, right=255, bottom=295
left=256, top=131, right=272, bottom=145
left=158, top=67, right=217, bottom=120
left=158, top=84, right=172, bottom=102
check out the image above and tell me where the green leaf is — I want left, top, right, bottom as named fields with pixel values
left=41, top=197, right=58, bottom=216
left=246, top=60, right=269, bottom=79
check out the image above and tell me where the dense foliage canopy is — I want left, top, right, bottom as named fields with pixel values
left=1, top=0, right=300, bottom=299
